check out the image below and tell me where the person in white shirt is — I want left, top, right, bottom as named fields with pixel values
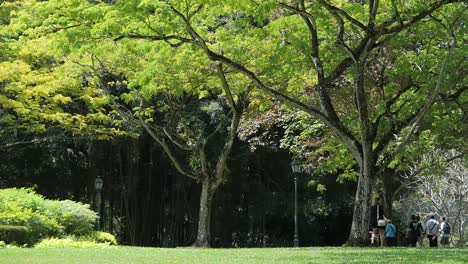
left=425, top=214, right=439, bottom=247
left=370, top=200, right=387, bottom=247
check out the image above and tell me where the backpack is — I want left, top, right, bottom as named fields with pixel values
left=409, top=221, right=419, bottom=236
left=443, top=222, right=451, bottom=235
left=417, top=222, right=423, bottom=236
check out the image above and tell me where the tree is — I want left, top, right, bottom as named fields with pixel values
left=111, top=68, right=249, bottom=247
left=115, top=0, right=466, bottom=245
left=77, top=49, right=252, bottom=247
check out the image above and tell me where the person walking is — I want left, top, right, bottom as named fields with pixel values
left=370, top=200, right=387, bottom=247
left=439, top=216, right=451, bottom=247
left=407, top=215, right=419, bottom=247
left=385, top=220, right=397, bottom=247
left=426, top=214, right=439, bottom=247
left=416, top=215, right=426, bottom=247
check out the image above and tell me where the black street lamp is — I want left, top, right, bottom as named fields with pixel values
left=94, top=176, right=103, bottom=230
left=291, top=160, right=302, bottom=248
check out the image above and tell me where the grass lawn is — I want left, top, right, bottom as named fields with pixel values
left=0, top=247, right=467, bottom=264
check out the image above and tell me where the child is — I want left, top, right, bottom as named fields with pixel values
left=385, top=220, right=397, bottom=247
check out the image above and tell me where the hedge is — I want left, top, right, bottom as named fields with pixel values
left=0, top=225, right=29, bottom=245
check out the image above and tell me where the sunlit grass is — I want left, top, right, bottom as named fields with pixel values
left=0, top=246, right=467, bottom=264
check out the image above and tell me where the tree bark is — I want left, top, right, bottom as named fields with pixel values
left=347, top=165, right=374, bottom=246
left=346, top=59, right=376, bottom=246
left=192, top=178, right=214, bottom=247
left=381, top=169, right=395, bottom=219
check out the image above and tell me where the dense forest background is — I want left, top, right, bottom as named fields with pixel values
left=0, top=134, right=355, bottom=247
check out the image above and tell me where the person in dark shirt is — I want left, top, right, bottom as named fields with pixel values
left=407, top=215, right=420, bottom=247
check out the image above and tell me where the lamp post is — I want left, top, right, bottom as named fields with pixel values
left=291, top=160, right=302, bottom=248
left=94, top=176, right=103, bottom=231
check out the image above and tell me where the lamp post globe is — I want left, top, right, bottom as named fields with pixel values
left=291, top=160, right=302, bottom=174
left=95, top=177, right=103, bottom=191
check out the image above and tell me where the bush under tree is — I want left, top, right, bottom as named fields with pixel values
left=0, top=188, right=98, bottom=245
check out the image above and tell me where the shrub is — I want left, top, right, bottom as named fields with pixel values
left=44, top=200, right=97, bottom=236
left=0, top=203, right=31, bottom=226
left=35, top=237, right=113, bottom=248
left=0, top=188, right=97, bottom=244
left=89, top=231, right=117, bottom=245
left=0, top=188, right=44, bottom=212
left=0, top=225, right=29, bottom=245
left=0, top=202, right=62, bottom=244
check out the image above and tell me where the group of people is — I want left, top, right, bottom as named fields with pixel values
left=406, top=214, right=451, bottom=247
left=370, top=201, right=451, bottom=247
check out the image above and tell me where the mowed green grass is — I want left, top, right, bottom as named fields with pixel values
left=0, top=247, right=467, bottom=264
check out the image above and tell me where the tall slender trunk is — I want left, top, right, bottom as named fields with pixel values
left=192, top=178, right=214, bottom=247
left=347, top=60, right=375, bottom=246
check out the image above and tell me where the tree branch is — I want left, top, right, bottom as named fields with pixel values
left=137, top=116, right=200, bottom=181
left=317, top=0, right=369, bottom=33
left=368, top=0, right=380, bottom=30
left=0, top=137, right=58, bottom=151
left=373, top=81, right=415, bottom=134
left=113, top=34, right=192, bottom=47
left=321, top=1, right=357, bottom=61
left=216, top=64, right=238, bottom=112
left=279, top=1, right=325, bottom=82
left=377, top=0, right=462, bottom=37
left=162, top=127, right=194, bottom=151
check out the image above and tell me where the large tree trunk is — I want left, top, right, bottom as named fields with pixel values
left=346, top=149, right=377, bottom=246
left=347, top=168, right=374, bottom=246
left=192, top=178, right=214, bottom=247
left=346, top=60, right=375, bottom=246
